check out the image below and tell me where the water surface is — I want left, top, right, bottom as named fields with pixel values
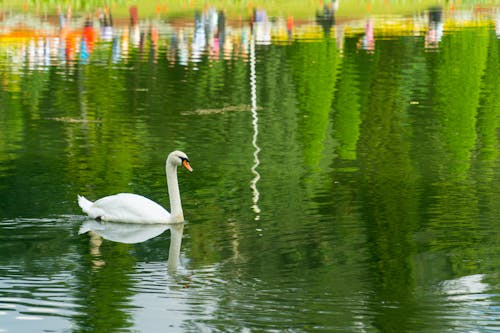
left=0, top=3, right=499, bottom=332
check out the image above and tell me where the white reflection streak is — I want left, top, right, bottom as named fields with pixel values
left=249, top=34, right=261, bottom=219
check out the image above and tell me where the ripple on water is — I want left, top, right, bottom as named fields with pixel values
left=128, top=255, right=500, bottom=333
left=0, top=273, right=82, bottom=313
left=0, top=218, right=83, bottom=332
left=0, top=270, right=83, bottom=332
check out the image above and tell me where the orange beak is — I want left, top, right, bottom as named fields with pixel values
left=182, top=159, right=193, bottom=172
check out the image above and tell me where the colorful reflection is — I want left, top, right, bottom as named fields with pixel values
left=0, top=3, right=498, bottom=70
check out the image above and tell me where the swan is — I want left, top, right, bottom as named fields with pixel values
left=77, top=150, right=192, bottom=224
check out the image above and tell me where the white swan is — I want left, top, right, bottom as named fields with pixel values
left=77, top=150, right=192, bottom=223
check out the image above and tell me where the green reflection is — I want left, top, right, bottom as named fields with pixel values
left=432, top=27, right=489, bottom=179
left=357, top=37, right=421, bottom=332
left=332, top=38, right=361, bottom=161
left=290, top=39, right=340, bottom=167
left=73, top=235, right=136, bottom=333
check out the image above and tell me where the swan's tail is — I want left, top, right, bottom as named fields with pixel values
left=77, top=195, right=94, bottom=214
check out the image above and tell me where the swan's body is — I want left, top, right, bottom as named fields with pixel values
left=78, top=193, right=172, bottom=223
left=78, top=151, right=192, bottom=224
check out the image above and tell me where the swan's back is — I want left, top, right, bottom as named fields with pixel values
left=82, top=193, right=171, bottom=224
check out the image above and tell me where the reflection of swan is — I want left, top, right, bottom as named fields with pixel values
left=79, top=220, right=185, bottom=269
left=78, top=151, right=193, bottom=224
left=79, top=220, right=170, bottom=243
left=167, top=223, right=184, bottom=270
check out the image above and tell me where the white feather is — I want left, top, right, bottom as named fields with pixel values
left=77, top=151, right=192, bottom=224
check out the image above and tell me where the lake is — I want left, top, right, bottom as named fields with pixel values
left=0, top=2, right=499, bottom=332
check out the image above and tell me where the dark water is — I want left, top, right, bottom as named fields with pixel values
left=0, top=4, right=500, bottom=333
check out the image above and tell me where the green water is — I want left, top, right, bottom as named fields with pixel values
left=0, top=5, right=499, bottom=333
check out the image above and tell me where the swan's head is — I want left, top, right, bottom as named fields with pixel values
left=168, top=150, right=193, bottom=172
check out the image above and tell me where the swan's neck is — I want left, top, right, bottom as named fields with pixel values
left=166, top=163, right=183, bottom=222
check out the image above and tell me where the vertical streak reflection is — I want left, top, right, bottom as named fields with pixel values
left=249, top=34, right=261, bottom=220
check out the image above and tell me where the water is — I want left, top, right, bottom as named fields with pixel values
left=0, top=2, right=500, bottom=332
